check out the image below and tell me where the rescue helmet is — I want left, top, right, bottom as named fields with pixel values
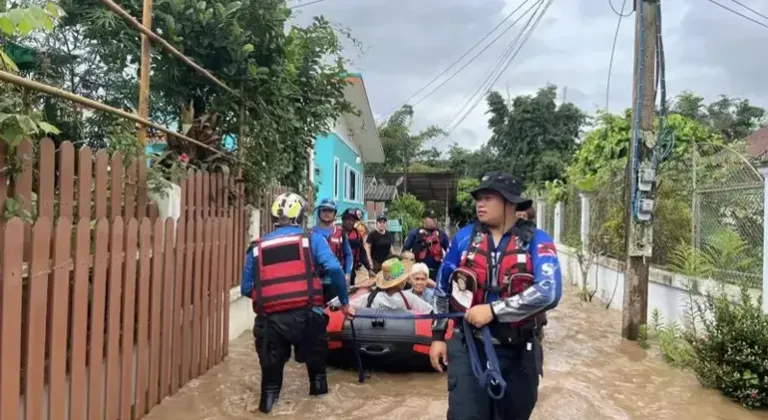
left=315, top=198, right=337, bottom=213
left=270, top=192, right=307, bottom=225
left=340, top=208, right=360, bottom=221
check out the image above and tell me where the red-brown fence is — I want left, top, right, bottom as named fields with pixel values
left=0, top=138, right=248, bottom=420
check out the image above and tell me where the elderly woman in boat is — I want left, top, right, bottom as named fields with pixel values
left=329, top=258, right=434, bottom=313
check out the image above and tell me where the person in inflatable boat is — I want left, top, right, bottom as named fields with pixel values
left=430, top=171, right=562, bottom=420
left=409, top=262, right=437, bottom=305
left=241, top=192, right=354, bottom=414
left=330, top=258, right=434, bottom=313
left=311, top=198, right=353, bottom=303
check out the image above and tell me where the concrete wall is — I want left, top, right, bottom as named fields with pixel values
left=556, top=244, right=762, bottom=327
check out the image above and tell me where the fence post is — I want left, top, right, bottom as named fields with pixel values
left=759, top=167, right=768, bottom=313
left=535, top=200, right=545, bottom=229
left=248, top=206, right=261, bottom=240
left=580, top=193, right=590, bottom=255
left=554, top=201, right=563, bottom=244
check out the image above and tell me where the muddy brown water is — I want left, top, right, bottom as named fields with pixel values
left=144, top=287, right=767, bottom=419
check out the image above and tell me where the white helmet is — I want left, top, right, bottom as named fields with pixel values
left=270, top=192, right=307, bottom=225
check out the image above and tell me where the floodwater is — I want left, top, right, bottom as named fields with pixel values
left=144, top=287, right=768, bottom=420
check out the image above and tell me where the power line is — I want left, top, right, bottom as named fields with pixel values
left=406, top=0, right=544, bottom=111
left=442, top=0, right=548, bottom=136
left=377, top=0, right=535, bottom=121
left=606, top=0, right=629, bottom=110
left=436, top=0, right=553, bottom=146
left=705, top=0, right=768, bottom=29
left=727, top=0, right=768, bottom=21
left=609, top=0, right=632, bottom=17
left=290, top=0, right=330, bottom=9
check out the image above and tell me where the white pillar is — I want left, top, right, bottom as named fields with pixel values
left=249, top=207, right=261, bottom=240
left=554, top=201, right=563, bottom=244
left=579, top=193, right=590, bottom=254
left=759, top=167, right=768, bottom=313
left=536, top=200, right=545, bottom=228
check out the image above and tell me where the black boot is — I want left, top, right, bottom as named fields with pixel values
left=308, top=364, right=328, bottom=396
left=259, top=366, right=284, bottom=413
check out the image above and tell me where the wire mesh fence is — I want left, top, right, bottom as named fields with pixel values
left=556, top=142, right=763, bottom=290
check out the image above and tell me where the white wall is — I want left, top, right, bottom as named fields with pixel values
left=557, top=244, right=762, bottom=327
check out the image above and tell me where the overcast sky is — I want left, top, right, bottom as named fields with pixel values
left=290, top=0, right=768, bottom=151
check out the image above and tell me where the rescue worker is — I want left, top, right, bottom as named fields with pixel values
left=311, top=198, right=353, bottom=303
left=241, top=192, right=354, bottom=414
left=340, top=208, right=375, bottom=286
left=429, top=172, right=562, bottom=420
left=403, top=209, right=449, bottom=279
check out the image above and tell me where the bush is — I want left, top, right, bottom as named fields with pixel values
left=388, top=193, right=425, bottom=233
left=687, top=285, right=768, bottom=409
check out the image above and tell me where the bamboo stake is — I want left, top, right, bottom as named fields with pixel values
left=137, top=0, right=153, bottom=145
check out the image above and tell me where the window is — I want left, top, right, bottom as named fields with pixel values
left=344, top=164, right=361, bottom=202
left=333, top=158, right=340, bottom=199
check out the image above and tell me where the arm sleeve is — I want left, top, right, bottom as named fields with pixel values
left=311, top=232, right=350, bottom=305
left=440, top=230, right=450, bottom=251
left=342, top=234, right=353, bottom=274
left=366, top=233, right=373, bottom=245
left=241, top=245, right=255, bottom=298
left=402, top=229, right=415, bottom=251
left=358, top=240, right=372, bottom=270
left=490, top=230, right=562, bottom=323
left=431, top=231, right=464, bottom=340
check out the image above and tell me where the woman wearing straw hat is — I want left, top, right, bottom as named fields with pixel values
left=330, top=258, right=433, bottom=314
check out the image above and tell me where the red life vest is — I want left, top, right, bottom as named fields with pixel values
left=345, top=228, right=363, bottom=267
left=416, top=229, right=443, bottom=262
left=251, top=233, right=324, bottom=314
left=314, top=225, right=345, bottom=264
left=459, top=227, right=535, bottom=327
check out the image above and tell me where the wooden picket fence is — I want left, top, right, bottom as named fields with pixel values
left=0, top=138, right=249, bottom=420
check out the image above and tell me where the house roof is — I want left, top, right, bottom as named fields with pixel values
left=377, top=171, right=459, bottom=207
left=365, top=177, right=398, bottom=201
left=342, top=74, right=385, bottom=163
left=746, top=126, right=768, bottom=158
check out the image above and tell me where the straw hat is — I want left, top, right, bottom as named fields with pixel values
left=375, top=258, right=410, bottom=290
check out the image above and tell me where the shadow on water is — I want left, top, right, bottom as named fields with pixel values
left=145, top=287, right=768, bottom=419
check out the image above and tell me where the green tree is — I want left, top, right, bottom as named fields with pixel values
left=450, top=177, right=479, bottom=226
left=670, top=90, right=766, bottom=143
left=366, top=105, right=445, bottom=177
left=36, top=0, right=355, bottom=193
left=388, top=193, right=425, bottom=233
left=486, top=84, right=588, bottom=186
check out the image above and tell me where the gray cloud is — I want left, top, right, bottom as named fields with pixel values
left=290, top=0, right=768, bottom=150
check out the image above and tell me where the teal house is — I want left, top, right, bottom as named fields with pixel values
left=311, top=73, right=384, bottom=220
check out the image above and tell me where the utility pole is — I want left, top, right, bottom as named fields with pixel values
left=137, top=0, right=153, bottom=145
left=622, top=0, right=658, bottom=340
left=403, top=134, right=410, bottom=194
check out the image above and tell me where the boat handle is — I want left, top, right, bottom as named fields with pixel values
left=359, top=344, right=392, bottom=356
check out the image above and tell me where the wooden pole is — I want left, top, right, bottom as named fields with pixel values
left=137, top=0, right=153, bottom=145
left=622, top=0, right=657, bottom=340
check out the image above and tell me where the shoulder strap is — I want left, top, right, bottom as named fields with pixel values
left=365, top=289, right=379, bottom=308
left=398, top=290, right=412, bottom=311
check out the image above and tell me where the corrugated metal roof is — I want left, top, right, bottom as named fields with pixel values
left=376, top=172, right=459, bottom=205
left=365, top=177, right=398, bottom=201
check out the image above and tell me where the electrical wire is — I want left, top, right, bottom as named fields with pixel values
left=726, top=0, right=768, bottom=21
left=407, top=0, right=543, bottom=111
left=606, top=0, right=629, bottom=110
left=609, top=0, right=633, bottom=17
left=290, top=0, right=330, bottom=9
left=443, top=0, right=549, bottom=136
left=377, top=0, right=535, bottom=121
left=705, top=0, right=768, bottom=29
left=434, top=0, right=552, bottom=146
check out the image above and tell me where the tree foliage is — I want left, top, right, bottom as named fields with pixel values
left=11, top=0, right=356, bottom=196
left=670, top=90, right=766, bottom=143
left=366, top=104, right=445, bottom=177
left=486, top=84, right=588, bottom=186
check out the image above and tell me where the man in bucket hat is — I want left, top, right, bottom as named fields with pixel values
left=429, top=171, right=562, bottom=420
